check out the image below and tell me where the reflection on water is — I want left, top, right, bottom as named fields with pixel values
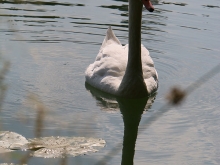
left=100, top=4, right=128, bottom=12
left=119, top=97, right=154, bottom=165
left=86, top=83, right=156, bottom=165
left=0, top=0, right=82, bottom=6
left=161, top=1, right=187, bottom=6
left=85, top=83, right=120, bottom=112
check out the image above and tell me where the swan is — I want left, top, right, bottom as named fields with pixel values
left=85, top=0, right=158, bottom=98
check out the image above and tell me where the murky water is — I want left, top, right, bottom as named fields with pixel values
left=0, top=0, right=220, bottom=164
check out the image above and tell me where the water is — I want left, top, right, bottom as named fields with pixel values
left=0, top=0, right=220, bottom=164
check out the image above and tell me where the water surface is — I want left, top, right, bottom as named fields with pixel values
left=0, top=0, right=220, bottom=164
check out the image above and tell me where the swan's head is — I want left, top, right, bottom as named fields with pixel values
left=141, top=0, right=154, bottom=12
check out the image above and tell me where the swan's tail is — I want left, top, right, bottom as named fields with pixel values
left=100, top=26, right=121, bottom=50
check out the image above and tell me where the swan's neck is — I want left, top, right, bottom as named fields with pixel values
left=128, top=0, right=143, bottom=73
left=117, top=0, right=148, bottom=98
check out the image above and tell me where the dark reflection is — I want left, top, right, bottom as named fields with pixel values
left=119, top=97, right=149, bottom=165
left=0, top=7, right=47, bottom=12
left=100, top=4, right=128, bottom=12
left=0, top=0, right=84, bottom=6
left=161, top=1, right=187, bottom=6
left=99, top=0, right=160, bottom=13
left=85, top=83, right=120, bottom=111
left=202, top=4, right=220, bottom=8
left=112, top=0, right=160, bottom=5
left=113, top=0, right=128, bottom=2
left=85, top=83, right=156, bottom=165
left=0, top=14, right=62, bottom=19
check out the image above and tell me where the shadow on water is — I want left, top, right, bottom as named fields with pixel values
left=85, top=83, right=156, bottom=165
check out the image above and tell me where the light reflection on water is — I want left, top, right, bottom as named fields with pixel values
left=0, top=0, right=220, bottom=164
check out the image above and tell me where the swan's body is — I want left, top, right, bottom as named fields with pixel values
left=85, top=27, right=158, bottom=96
left=85, top=0, right=158, bottom=98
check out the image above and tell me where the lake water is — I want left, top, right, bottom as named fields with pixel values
left=0, top=0, right=220, bottom=164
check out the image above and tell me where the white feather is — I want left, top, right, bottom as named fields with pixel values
left=85, top=27, right=158, bottom=96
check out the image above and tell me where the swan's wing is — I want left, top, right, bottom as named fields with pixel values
left=100, top=26, right=121, bottom=50
left=85, top=43, right=128, bottom=94
left=141, top=45, right=159, bottom=93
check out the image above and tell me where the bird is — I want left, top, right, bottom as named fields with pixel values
left=85, top=0, right=158, bottom=98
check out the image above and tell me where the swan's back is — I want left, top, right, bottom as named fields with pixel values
left=85, top=27, right=158, bottom=96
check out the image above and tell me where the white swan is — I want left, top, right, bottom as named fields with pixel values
left=85, top=0, right=158, bottom=98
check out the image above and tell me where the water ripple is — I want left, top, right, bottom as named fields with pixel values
left=202, top=5, right=220, bottom=8
left=0, top=7, right=48, bottom=12
left=161, top=1, right=188, bottom=6
left=0, top=0, right=84, bottom=6
left=0, top=14, right=63, bottom=19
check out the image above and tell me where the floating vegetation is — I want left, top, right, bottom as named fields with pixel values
left=29, top=136, right=106, bottom=158
left=0, top=131, right=28, bottom=151
left=0, top=131, right=106, bottom=158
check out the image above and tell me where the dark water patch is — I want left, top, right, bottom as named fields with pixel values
left=120, top=13, right=129, bottom=17
left=198, top=47, right=212, bottom=51
left=120, top=19, right=128, bottom=24
left=99, top=4, right=128, bottom=12
left=68, top=16, right=90, bottom=21
left=0, top=7, right=48, bottom=12
left=142, top=20, right=166, bottom=26
left=10, top=39, right=61, bottom=43
left=142, top=37, right=165, bottom=43
left=179, top=25, right=201, bottom=30
left=142, top=27, right=166, bottom=33
left=0, top=29, right=41, bottom=34
left=177, top=12, right=196, bottom=16
left=153, top=8, right=173, bottom=14
left=15, top=19, right=57, bottom=23
left=0, top=0, right=84, bottom=7
left=202, top=14, right=209, bottom=17
left=112, top=0, right=128, bottom=2
left=161, top=1, right=187, bottom=6
left=24, top=24, right=45, bottom=27
left=0, top=29, right=16, bottom=33
left=202, top=5, right=220, bottom=8
left=0, top=14, right=63, bottom=19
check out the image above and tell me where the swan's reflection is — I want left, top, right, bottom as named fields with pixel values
left=85, top=83, right=156, bottom=165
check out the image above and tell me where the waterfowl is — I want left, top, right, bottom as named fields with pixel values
left=85, top=0, right=158, bottom=98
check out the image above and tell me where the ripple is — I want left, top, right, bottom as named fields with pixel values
left=0, top=7, right=48, bottom=12
left=1, top=0, right=220, bottom=164
left=70, top=21, right=128, bottom=29
left=0, top=0, right=84, bottom=6
left=202, top=5, right=220, bottom=8
left=0, top=14, right=63, bottom=19
left=161, top=1, right=187, bottom=6
left=99, top=4, right=128, bottom=12
left=179, top=25, right=201, bottom=30
left=156, top=56, right=183, bottom=80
